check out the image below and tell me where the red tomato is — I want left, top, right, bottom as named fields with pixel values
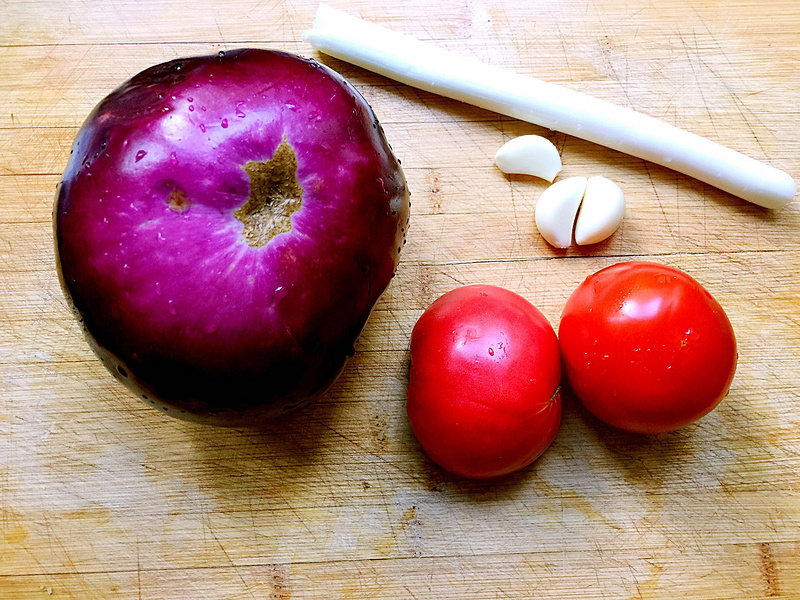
left=559, top=262, right=737, bottom=434
left=406, top=285, right=561, bottom=478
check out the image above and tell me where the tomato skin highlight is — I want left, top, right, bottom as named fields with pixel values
left=407, top=285, right=562, bottom=478
left=559, top=262, right=737, bottom=434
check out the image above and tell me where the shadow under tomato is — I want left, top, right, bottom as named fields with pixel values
left=558, top=380, right=704, bottom=489
left=394, top=397, right=565, bottom=503
left=412, top=446, right=542, bottom=503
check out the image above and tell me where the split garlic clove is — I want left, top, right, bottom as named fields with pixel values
left=534, top=176, right=587, bottom=248
left=574, top=176, right=626, bottom=245
left=494, top=135, right=562, bottom=182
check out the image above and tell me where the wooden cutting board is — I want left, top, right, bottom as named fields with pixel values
left=2, top=1, right=799, bottom=598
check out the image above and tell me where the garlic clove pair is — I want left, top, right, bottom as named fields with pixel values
left=534, top=176, right=625, bottom=248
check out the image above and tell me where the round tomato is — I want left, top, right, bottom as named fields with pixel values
left=559, top=262, right=737, bottom=434
left=406, top=285, right=561, bottom=478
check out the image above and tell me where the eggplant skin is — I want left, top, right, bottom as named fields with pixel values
left=55, top=49, right=410, bottom=425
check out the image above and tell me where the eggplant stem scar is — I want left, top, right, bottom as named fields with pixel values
left=235, top=136, right=303, bottom=247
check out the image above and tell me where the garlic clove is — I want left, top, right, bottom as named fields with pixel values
left=494, top=135, right=562, bottom=182
left=534, top=176, right=588, bottom=248
left=574, top=176, right=625, bottom=245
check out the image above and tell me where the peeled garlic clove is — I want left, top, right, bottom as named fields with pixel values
left=574, top=176, right=625, bottom=245
left=534, top=176, right=588, bottom=248
left=494, top=135, right=562, bottom=182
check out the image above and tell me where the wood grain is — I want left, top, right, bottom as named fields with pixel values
left=2, top=1, right=799, bottom=598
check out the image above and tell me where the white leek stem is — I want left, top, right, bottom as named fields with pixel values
left=304, top=4, right=795, bottom=209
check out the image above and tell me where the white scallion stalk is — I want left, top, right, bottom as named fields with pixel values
left=303, top=4, right=796, bottom=209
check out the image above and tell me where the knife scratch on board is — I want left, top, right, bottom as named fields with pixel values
left=209, top=527, right=258, bottom=600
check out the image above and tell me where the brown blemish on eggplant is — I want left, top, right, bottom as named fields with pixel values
left=235, top=137, right=303, bottom=248
left=168, top=188, right=191, bottom=212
